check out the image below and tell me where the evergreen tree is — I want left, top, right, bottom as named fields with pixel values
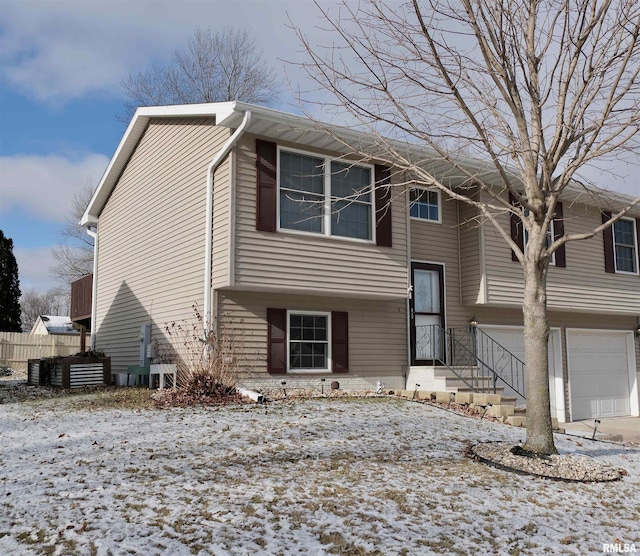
left=0, top=230, right=22, bottom=332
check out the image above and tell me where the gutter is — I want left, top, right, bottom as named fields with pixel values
left=203, top=110, right=252, bottom=331
left=86, top=227, right=99, bottom=350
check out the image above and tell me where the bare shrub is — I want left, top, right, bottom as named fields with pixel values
left=155, top=305, right=248, bottom=405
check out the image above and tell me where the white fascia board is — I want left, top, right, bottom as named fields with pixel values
left=135, top=101, right=235, bottom=118
left=80, top=100, right=640, bottom=226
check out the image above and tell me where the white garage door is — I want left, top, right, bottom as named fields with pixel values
left=567, top=330, right=631, bottom=420
left=479, top=326, right=563, bottom=420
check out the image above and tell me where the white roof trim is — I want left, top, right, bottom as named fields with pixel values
left=81, top=101, right=639, bottom=225
left=81, top=102, right=237, bottom=225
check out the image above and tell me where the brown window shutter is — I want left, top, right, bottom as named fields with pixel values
left=553, top=202, right=566, bottom=268
left=266, top=308, right=287, bottom=374
left=256, top=140, right=277, bottom=232
left=374, top=165, right=392, bottom=247
left=602, top=211, right=615, bottom=273
left=331, top=311, right=349, bottom=374
left=509, top=192, right=524, bottom=262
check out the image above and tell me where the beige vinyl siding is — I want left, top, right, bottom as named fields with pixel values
left=211, top=146, right=233, bottom=288
left=95, top=118, right=231, bottom=372
left=473, top=306, right=637, bottom=330
left=410, top=196, right=474, bottom=328
left=218, top=290, right=407, bottom=378
left=230, top=134, right=409, bottom=299
left=482, top=196, right=640, bottom=314
left=458, top=200, right=483, bottom=307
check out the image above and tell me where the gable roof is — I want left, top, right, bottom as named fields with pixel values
left=81, top=101, right=639, bottom=225
left=31, top=316, right=79, bottom=335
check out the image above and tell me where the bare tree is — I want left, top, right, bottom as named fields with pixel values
left=119, top=27, right=281, bottom=123
left=295, top=0, right=640, bottom=454
left=50, top=184, right=95, bottom=285
left=20, top=287, right=70, bottom=332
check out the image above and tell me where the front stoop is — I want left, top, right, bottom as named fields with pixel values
left=406, top=366, right=506, bottom=397
left=395, top=389, right=563, bottom=431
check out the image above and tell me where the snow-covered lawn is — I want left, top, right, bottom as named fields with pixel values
left=1, top=392, right=638, bottom=555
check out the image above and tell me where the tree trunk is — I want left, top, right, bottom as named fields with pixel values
left=522, top=260, right=558, bottom=455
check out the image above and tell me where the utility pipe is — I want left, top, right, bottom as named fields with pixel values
left=203, top=110, right=252, bottom=331
left=86, top=227, right=99, bottom=350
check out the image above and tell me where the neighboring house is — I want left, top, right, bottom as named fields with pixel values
left=81, top=101, right=640, bottom=423
left=30, top=316, right=80, bottom=336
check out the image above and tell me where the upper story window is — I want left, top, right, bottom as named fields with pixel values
left=524, top=210, right=555, bottom=265
left=509, top=193, right=566, bottom=268
left=613, top=218, right=638, bottom=274
left=278, top=149, right=373, bottom=241
left=409, top=188, right=441, bottom=222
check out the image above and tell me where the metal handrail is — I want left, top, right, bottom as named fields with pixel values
left=414, top=324, right=477, bottom=391
left=414, top=325, right=526, bottom=399
left=475, top=327, right=526, bottom=399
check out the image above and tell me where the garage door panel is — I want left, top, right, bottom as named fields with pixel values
left=568, top=330, right=631, bottom=420
left=615, top=398, right=629, bottom=414
left=571, top=399, right=598, bottom=422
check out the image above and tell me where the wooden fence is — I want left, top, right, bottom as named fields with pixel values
left=0, top=332, right=83, bottom=371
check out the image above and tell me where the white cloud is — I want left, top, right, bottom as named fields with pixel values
left=1, top=1, right=177, bottom=102
left=0, top=0, right=311, bottom=104
left=13, top=247, right=59, bottom=294
left=0, top=153, right=109, bottom=222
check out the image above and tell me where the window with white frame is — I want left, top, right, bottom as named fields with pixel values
left=613, top=218, right=638, bottom=273
left=279, top=149, right=373, bottom=240
left=288, top=312, right=330, bottom=371
left=409, top=188, right=441, bottom=222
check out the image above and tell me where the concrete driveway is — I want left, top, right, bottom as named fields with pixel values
left=560, top=416, right=640, bottom=443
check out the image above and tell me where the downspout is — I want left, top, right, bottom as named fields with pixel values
left=405, top=181, right=412, bottom=378
left=203, top=109, right=252, bottom=332
left=86, top=227, right=99, bottom=350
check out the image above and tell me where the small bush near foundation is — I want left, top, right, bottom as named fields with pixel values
left=153, top=305, right=249, bottom=406
left=0, top=362, right=12, bottom=377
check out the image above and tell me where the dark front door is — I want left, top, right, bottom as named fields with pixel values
left=410, top=262, right=445, bottom=365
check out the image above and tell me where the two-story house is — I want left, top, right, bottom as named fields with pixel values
left=81, top=101, right=639, bottom=423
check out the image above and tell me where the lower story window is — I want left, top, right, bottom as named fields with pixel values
left=288, top=312, right=330, bottom=371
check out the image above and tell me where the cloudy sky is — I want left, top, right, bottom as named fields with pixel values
left=0, top=0, right=325, bottom=293
left=1, top=0, right=639, bottom=296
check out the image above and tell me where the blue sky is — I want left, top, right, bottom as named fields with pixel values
left=0, top=0, right=315, bottom=293
left=1, top=0, right=638, bottom=295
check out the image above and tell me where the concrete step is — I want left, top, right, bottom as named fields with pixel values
left=455, top=385, right=505, bottom=391
left=443, top=378, right=494, bottom=389
left=434, top=366, right=480, bottom=378
left=455, top=387, right=506, bottom=398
